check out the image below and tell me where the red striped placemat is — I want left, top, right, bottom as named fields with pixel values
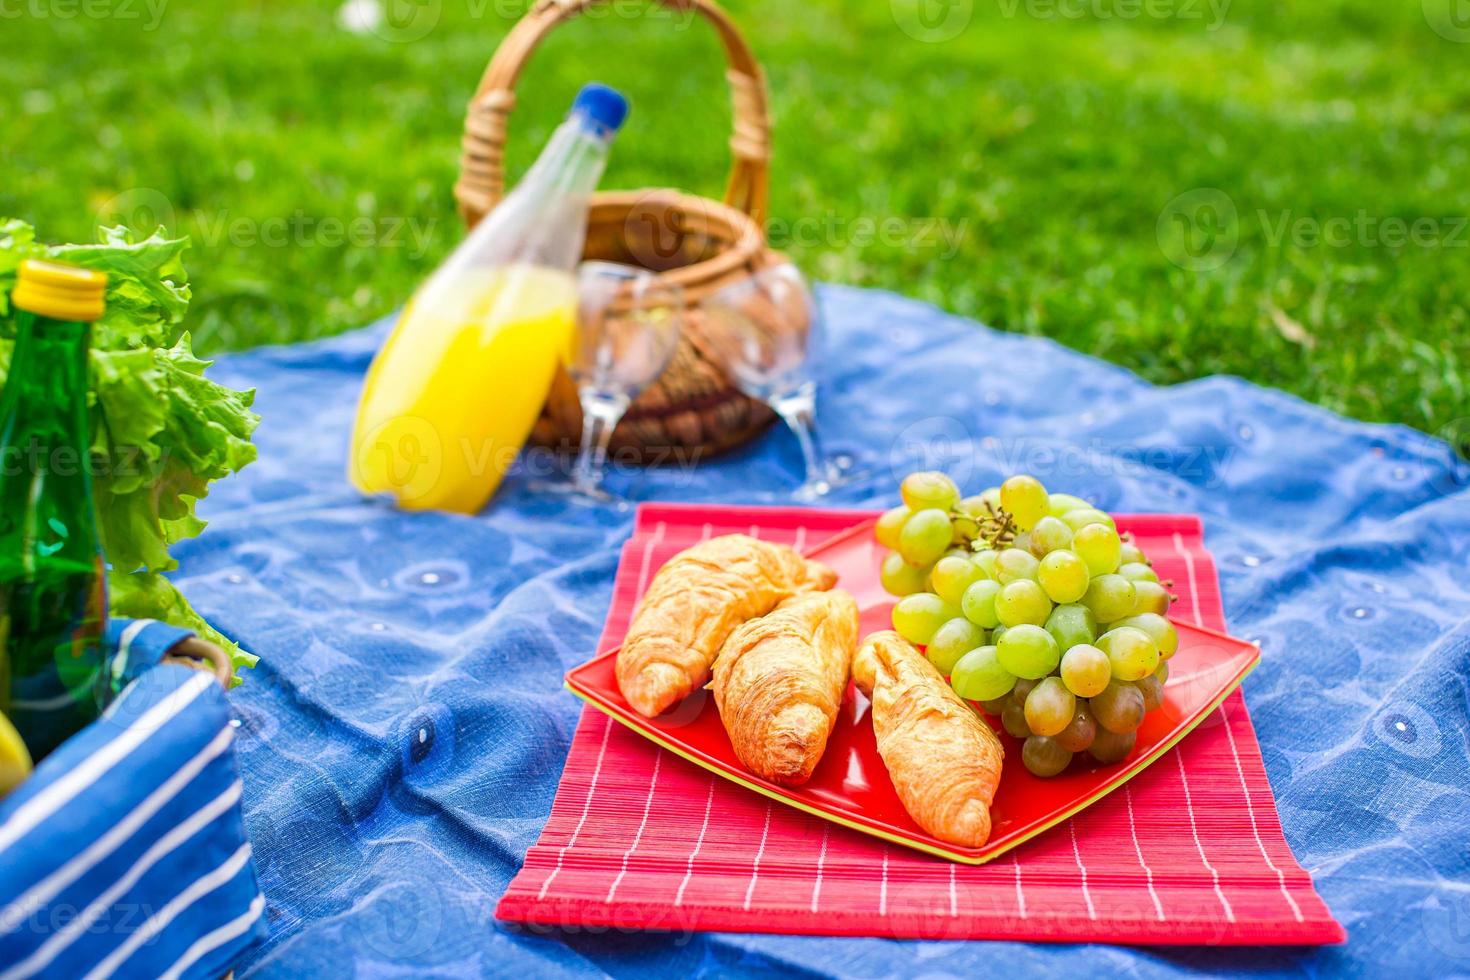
left=496, top=504, right=1343, bottom=945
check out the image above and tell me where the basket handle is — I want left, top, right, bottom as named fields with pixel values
left=454, top=0, right=771, bottom=230
left=164, top=637, right=234, bottom=691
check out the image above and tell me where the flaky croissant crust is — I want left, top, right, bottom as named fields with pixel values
left=616, top=534, right=837, bottom=718
left=854, top=631, right=1005, bottom=848
left=712, top=589, right=859, bottom=786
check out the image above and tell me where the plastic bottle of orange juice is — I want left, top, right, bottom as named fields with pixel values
left=350, top=83, right=629, bottom=513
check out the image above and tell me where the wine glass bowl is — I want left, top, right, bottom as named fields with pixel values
left=701, top=270, right=815, bottom=396
left=702, top=263, right=844, bottom=500
left=570, top=267, right=681, bottom=396
left=561, top=262, right=683, bottom=501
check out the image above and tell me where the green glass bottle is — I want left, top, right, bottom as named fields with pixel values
left=0, top=259, right=109, bottom=760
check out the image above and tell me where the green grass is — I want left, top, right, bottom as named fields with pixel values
left=3, top=0, right=1467, bottom=448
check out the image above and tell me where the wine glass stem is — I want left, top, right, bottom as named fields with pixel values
left=573, top=392, right=628, bottom=494
left=772, top=391, right=828, bottom=490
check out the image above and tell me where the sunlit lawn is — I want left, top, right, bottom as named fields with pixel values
left=3, top=0, right=1467, bottom=448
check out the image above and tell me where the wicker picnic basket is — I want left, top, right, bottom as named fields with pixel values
left=454, top=0, right=785, bottom=462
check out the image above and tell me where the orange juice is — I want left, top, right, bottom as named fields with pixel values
left=349, top=263, right=577, bottom=513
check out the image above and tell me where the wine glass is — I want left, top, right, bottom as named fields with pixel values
left=561, top=262, right=683, bottom=501
left=701, top=262, right=847, bottom=500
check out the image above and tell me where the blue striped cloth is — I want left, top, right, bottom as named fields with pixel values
left=0, top=619, right=266, bottom=979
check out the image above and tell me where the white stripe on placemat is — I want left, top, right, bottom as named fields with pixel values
left=741, top=803, right=773, bottom=912
left=157, top=891, right=265, bottom=980
left=674, top=777, right=717, bottom=907
left=1069, top=821, right=1097, bottom=920
left=0, top=671, right=215, bottom=858
left=1168, top=526, right=1246, bottom=923
left=1013, top=857, right=1027, bottom=918
left=810, top=824, right=830, bottom=913
left=0, top=726, right=234, bottom=933
left=81, top=842, right=255, bottom=980
left=1125, top=785, right=1166, bottom=921
left=1, top=780, right=244, bottom=980
left=1171, top=531, right=1203, bottom=627
left=605, top=752, right=662, bottom=903
left=948, top=864, right=958, bottom=916
left=538, top=717, right=611, bottom=899
left=537, top=720, right=613, bottom=901
left=878, top=847, right=889, bottom=916
left=1222, top=711, right=1305, bottom=922
left=1175, top=751, right=1235, bottom=922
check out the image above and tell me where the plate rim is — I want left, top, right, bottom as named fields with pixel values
left=565, top=515, right=1262, bottom=865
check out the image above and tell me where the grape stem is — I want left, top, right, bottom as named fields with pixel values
left=947, top=502, right=1019, bottom=552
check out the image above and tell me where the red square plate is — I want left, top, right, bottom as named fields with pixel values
left=565, top=518, right=1261, bottom=864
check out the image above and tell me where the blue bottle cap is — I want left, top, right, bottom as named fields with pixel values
left=570, top=83, right=629, bottom=135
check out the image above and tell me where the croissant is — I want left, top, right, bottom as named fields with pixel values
left=711, top=590, right=859, bottom=786
left=616, top=534, right=837, bottom=718
left=853, top=631, right=1005, bottom=848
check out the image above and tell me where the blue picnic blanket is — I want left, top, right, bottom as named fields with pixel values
left=177, top=285, right=1470, bottom=978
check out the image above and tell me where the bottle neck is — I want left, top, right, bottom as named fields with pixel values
left=9, top=313, right=91, bottom=399
left=457, top=119, right=612, bottom=272
left=524, top=119, right=613, bottom=198
left=439, top=115, right=616, bottom=276
left=0, top=313, right=95, bottom=473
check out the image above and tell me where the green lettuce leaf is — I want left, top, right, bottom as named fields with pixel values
left=51, top=225, right=191, bottom=346
left=0, top=219, right=260, bottom=679
left=91, top=334, right=258, bottom=573
left=108, top=570, right=259, bottom=685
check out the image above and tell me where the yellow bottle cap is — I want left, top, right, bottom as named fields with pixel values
left=12, top=259, right=108, bottom=323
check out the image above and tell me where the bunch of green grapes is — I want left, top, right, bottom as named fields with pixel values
left=877, top=472, right=1180, bottom=778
